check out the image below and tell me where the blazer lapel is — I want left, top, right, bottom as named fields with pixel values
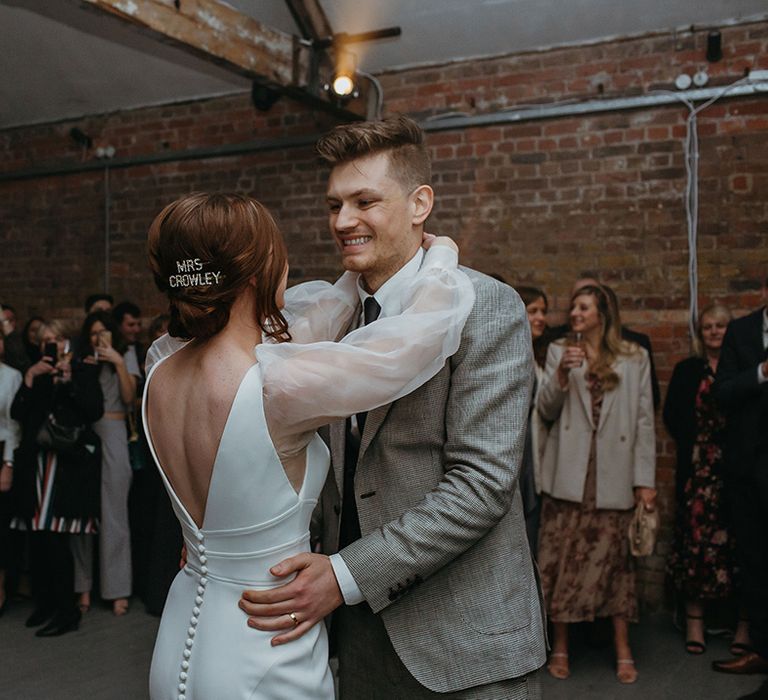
left=330, top=419, right=347, bottom=495
left=597, top=361, right=622, bottom=432
left=572, top=367, right=594, bottom=429
left=359, top=401, right=395, bottom=459
left=598, top=386, right=618, bottom=432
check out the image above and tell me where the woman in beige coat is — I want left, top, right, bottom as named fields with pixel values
left=537, top=284, right=656, bottom=684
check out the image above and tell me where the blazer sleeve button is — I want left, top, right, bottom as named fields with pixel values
left=620, top=435, right=626, bottom=442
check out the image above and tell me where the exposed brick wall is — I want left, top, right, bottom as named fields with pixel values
left=2, top=20, right=768, bottom=607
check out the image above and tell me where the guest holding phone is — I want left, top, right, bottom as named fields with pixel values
left=10, top=321, right=102, bottom=635
left=70, top=311, right=140, bottom=616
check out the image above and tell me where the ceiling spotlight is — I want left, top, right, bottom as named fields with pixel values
left=326, top=49, right=359, bottom=100
left=331, top=74, right=356, bottom=98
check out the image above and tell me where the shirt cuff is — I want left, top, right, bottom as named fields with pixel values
left=758, top=362, right=768, bottom=384
left=329, top=553, right=366, bottom=605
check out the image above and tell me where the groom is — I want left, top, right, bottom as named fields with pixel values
left=240, top=116, right=546, bottom=698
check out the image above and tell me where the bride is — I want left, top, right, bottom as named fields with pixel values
left=142, top=192, right=473, bottom=699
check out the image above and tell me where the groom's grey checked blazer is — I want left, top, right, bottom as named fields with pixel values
left=317, top=269, right=547, bottom=694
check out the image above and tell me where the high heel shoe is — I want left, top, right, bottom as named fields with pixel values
left=547, top=652, right=570, bottom=679
left=616, top=659, right=638, bottom=684
left=685, top=614, right=707, bottom=655
left=35, top=609, right=81, bottom=637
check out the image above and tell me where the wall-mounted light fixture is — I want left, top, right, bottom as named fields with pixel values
left=69, top=127, right=93, bottom=149
left=706, top=30, right=723, bottom=62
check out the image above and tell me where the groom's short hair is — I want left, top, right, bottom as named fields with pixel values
left=316, top=115, right=431, bottom=191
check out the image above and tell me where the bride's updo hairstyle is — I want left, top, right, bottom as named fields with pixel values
left=147, top=192, right=290, bottom=342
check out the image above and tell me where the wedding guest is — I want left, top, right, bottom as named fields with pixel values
left=10, top=321, right=102, bottom=636
left=537, top=284, right=656, bottom=684
left=84, top=293, right=114, bottom=315
left=1, top=304, right=30, bottom=373
left=147, top=314, right=170, bottom=347
left=551, top=278, right=661, bottom=409
left=113, top=301, right=144, bottom=367
left=0, top=329, right=23, bottom=616
left=665, top=304, right=747, bottom=655
left=22, top=316, right=44, bottom=366
left=712, top=279, right=768, bottom=677
left=70, top=295, right=114, bottom=361
left=517, top=285, right=549, bottom=554
left=70, top=311, right=140, bottom=616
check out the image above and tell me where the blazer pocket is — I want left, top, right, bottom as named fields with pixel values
left=447, top=521, right=531, bottom=635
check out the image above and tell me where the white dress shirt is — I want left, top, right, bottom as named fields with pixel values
left=329, top=248, right=425, bottom=606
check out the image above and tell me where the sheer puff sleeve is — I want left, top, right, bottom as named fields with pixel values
left=257, top=245, right=475, bottom=457
left=280, top=273, right=359, bottom=344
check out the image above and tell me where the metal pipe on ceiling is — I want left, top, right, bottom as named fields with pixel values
left=0, top=81, right=765, bottom=183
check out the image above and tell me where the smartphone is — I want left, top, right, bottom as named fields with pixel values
left=43, top=342, right=58, bottom=365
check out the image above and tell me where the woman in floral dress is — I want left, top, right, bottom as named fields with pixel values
left=665, top=304, right=748, bottom=655
left=537, top=285, right=656, bottom=684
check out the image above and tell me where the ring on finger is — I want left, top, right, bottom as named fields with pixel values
left=288, top=611, right=299, bottom=627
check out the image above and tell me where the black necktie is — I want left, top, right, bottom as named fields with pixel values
left=339, top=296, right=381, bottom=549
left=356, top=297, right=381, bottom=435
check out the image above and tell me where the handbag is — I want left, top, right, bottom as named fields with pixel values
left=36, top=413, right=84, bottom=455
left=628, top=500, right=659, bottom=557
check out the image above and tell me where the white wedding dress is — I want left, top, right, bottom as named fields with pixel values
left=142, top=246, right=474, bottom=700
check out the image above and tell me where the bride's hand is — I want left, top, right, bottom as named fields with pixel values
left=422, top=232, right=458, bottom=254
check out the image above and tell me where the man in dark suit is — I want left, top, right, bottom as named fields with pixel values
left=550, top=277, right=661, bottom=409
left=712, top=280, right=768, bottom=680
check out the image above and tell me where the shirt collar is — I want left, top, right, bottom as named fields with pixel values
left=356, top=248, right=424, bottom=319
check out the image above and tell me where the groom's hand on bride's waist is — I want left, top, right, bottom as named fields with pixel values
left=239, top=553, right=343, bottom=646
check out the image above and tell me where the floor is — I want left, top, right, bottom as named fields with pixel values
left=1, top=600, right=766, bottom=699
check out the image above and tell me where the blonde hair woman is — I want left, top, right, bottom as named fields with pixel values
left=537, top=285, right=656, bottom=684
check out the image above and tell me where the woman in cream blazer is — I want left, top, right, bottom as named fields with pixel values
left=536, top=284, right=656, bottom=685
left=538, top=340, right=656, bottom=509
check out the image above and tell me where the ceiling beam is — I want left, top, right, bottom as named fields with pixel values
left=76, top=0, right=368, bottom=119
left=284, top=0, right=333, bottom=41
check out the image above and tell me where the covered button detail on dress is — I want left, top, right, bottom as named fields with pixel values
left=178, top=531, right=207, bottom=700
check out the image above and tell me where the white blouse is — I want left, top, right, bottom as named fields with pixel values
left=0, top=363, right=23, bottom=462
left=146, top=244, right=475, bottom=460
